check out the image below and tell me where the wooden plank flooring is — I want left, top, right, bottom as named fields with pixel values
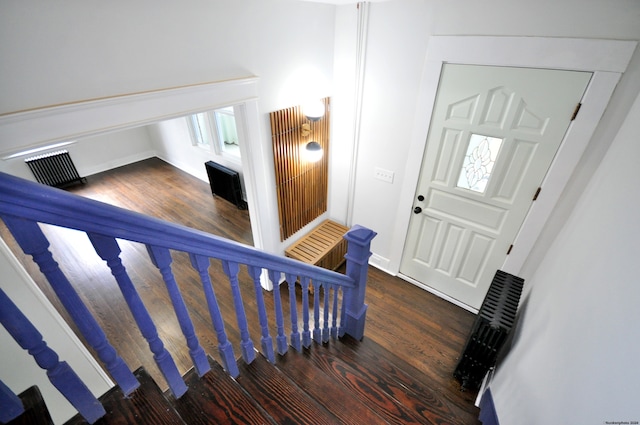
left=0, top=157, right=480, bottom=423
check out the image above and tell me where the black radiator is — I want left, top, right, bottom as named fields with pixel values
left=204, top=161, right=247, bottom=209
left=453, top=270, right=524, bottom=390
left=25, top=150, right=86, bottom=188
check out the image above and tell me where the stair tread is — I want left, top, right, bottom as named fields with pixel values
left=65, top=368, right=184, bottom=425
left=276, top=346, right=389, bottom=425
left=299, top=339, right=436, bottom=424
left=166, top=357, right=275, bottom=425
left=236, top=353, right=339, bottom=425
left=6, top=386, right=53, bottom=425
left=337, top=336, right=481, bottom=425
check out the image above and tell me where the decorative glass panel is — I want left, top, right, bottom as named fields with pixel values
left=457, top=134, right=504, bottom=193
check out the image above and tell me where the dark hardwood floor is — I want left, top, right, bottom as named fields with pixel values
left=1, top=157, right=480, bottom=423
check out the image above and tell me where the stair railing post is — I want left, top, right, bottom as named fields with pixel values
left=1, top=216, right=139, bottom=396
left=88, top=233, right=188, bottom=398
left=147, top=245, right=210, bottom=378
left=0, top=288, right=106, bottom=423
left=342, top=225, right=377, bottom=341
left=191, top=253, right=241, bottom=376
left=0, top=380, right=24, bottom=423
left=223, top=260, right=256, bottom=364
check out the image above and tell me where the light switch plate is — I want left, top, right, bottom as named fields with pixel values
left=374, top=167, right=394, bottom=183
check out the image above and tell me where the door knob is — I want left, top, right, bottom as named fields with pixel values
left=413, top=206, right=422, bottom=214
left=417, top=195, right=425, bottom=201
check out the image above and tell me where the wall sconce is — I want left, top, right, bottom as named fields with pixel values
left=304, top=141, right=323, bottom=163
left=302, top=100, right=325, bottom=122
left=300, top=99, right=325, bottom=162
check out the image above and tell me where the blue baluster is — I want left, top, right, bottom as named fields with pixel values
left=343, top=225, right=377, bottom=340
left=331, top=284, right=339, bottom=339
left=147, top=245, right=209, bottom=377
left=339, top=287, right=348, bottom=338
left=0, top=288, right=106, bottom=423
left=269, top=270, right=288, bottom=355
left=285, top=273, right=301, bottom=352
left=322, top=283, right=330, bottom=343
left=222, top=260, right=256, bottom=364
left=312, top=279, right=322, bottom=344
left=1, top=216, right=139, bottom=395
left=0, top=380, right=24, bottom=423
left=190, top=253, right=239, bottom=377
left=247, top=266, right=275, bottom=363
left=300, top=276, right=312, bottom=348
left=88, top=234, right=187, bottom=398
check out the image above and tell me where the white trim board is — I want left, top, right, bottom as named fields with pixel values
left=0, top=77, right=274, bottom=267
left=390, top=36, right=636, bottom=291
left=0, top=77, right=260, bottom=156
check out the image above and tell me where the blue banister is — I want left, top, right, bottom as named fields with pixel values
left=286, top=273, right=302, bottom=352
left=0, top=288, right=106, bottom=423
left=0, top=172, right=358, bottom=287
left=0, top=380, right=24, bottom=423
left=0, top=170, right=377, bottom=420
left=248, top=265, right=275, bottom=363
left=190, top=253, right=240, bottom=376
left=222, top=260, right=256, bottom=364
left=343, top=225, right=377, bottom=340
left=331, top=286, right=339, bottom=339
left=312, top=280, right=322, bottom=344
left=300, top=276, right=312, bottom=348
left=300, top=276, right=311, bottom=348
left=88, top=233, right=188, bottom=398
left=269, top=269, right=288, bottom=355
left=0, top=215, right=140, bottom=396
left=147, top=245, right=210, bottom=378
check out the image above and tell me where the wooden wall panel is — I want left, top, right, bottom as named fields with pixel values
left=270, top=98, right=330, bottom=241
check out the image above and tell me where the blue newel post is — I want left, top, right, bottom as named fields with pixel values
left=343, top=225, right=377, bottom=341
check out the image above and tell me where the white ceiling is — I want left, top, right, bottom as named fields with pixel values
left=294, top=0, right=390, bottom=4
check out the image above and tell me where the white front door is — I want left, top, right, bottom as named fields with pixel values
left=400, top=64, right=591, bottom=310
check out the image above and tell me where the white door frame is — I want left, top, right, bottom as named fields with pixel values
left=0, top=76, right=272, bottom=257
left=390, top=37, right=637, bottom=311
left=0, top=76, right=280, bottom=291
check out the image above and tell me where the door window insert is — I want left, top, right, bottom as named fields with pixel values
left=457, top=133, right=503, bottom=193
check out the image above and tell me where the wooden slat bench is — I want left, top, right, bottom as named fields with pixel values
left=285, top=220, right=350, bottom=273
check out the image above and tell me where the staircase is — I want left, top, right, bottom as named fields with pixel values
left=9, top=335, right=478, bottom=425
left=0, top=170, right=480, bottom=425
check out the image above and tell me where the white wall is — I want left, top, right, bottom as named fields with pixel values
left=0, top=0, right=336, bottom=419
left=0, top=0, right=337, bottom=257
left=0, top=0, right=335, bottom=116
left=337, top=0, right=640, bottom=271
left=489, top=90, right=640, bottom=425
left=0, top=126, right=155, bottom=182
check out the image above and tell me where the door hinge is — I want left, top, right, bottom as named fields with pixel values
left=533, top=187, right=542, bottom=201
left=571, top=103, right=582, bottom=121
left=507, top=244, right=513, bottom=255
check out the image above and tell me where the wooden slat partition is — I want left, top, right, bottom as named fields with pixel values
left=270, top=98, right=330, bottom=241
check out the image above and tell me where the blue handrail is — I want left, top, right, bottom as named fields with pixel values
left=0, top=171, right=376, bottom=423
left=0, top=172, right=362, bottom=286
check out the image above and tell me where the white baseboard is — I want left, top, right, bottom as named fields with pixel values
left=368, top=252, right=391, bottom=272
left=82, top=150, right=156, bottom=177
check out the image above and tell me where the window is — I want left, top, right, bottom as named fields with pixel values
left=457, top=133, right=503, bottom=193
left=213, top=107, right=240, bottom=158
left=187, top=107, right=240, bottom=160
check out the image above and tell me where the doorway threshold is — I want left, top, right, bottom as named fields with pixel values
left=397, top=273, right=479, bottom=314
